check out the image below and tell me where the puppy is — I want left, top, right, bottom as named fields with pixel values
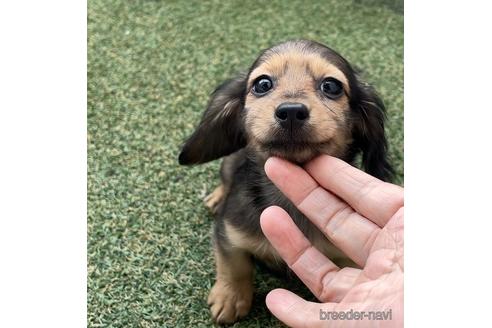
left=178, top=40, right=393, bottom=324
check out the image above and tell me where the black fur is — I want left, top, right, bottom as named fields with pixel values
left=178, top=74, right=248, bottom=165
left=179, top=40, right=392, bottom=180
left=178, top=39, right=393, bottom=270
left=178, top=41, right=393, bottom=323
left=214, top=148, right=355, bottom=274
left=350, top=80, right=394, bottom=181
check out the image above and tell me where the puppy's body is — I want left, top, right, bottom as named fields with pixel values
left=216, top=148, right=349, bottom=271
left=179, top=40, right=393, bottom=324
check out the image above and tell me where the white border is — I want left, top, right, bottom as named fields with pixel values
left=0, top=1, right=87, bottom=327
left=1, top=0, right=492, bottom=327
left=406, top=1, right=492, bottom=327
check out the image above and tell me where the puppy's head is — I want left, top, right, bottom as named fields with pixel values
left=179, top=40, right=393, bottom=181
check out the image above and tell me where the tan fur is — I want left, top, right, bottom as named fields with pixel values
left=224, top=221, right=355, bottom=269
left=204, top=184, right=225, bottom=214
left=180, top=40, right=385, bottom=325
left=248, top=52, right=349, bottom=90
left=207, top=243, right=254, bottom=324
left=244, top=49, right=353, bottom=161
left=210, top=216, right=355, bottom=324
left=225, top=221, right=282, bottom=265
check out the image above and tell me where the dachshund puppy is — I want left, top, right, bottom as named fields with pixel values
left=179, top=40, right=393, bottom=324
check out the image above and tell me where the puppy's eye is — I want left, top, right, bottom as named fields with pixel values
left=320, top=78, right=343, bottom=99
left=252, top=75, right=273, bottom=95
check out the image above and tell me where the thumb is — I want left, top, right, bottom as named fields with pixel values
left=266, top=289, right=332, bottom=328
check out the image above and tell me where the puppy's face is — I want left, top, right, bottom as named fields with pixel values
left=244, top=47, right=352, bottom=162
left=179, top=40, right=393, bottom=181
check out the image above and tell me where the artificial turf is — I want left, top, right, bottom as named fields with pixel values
left=88, top=0, right=403, bottom=327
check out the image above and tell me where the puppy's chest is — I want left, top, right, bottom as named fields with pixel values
left=222, top=166, right=342, bottom=268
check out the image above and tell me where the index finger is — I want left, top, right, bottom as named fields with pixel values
left=264, top=157, right=383, bottom=265
left=260, top=206, right=362, bottom=302
left=305, top=155, right=403, bottom=227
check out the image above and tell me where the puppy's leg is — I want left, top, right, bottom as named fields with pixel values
left=207, top=242, right=254, bottom=324
left=204, top=184, right=224, bottom=214
left=204, top=151, right=244, bottom=215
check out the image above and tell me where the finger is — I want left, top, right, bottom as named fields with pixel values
left=305, top=155, right=403, bottom=227
left=264, top=159, right=381, bottom=266
left=261, top=206, right=361, bottom=301
left=266, top=288, right=332, bottom=328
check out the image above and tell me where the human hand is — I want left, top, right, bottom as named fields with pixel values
left=260, top=155, right=403, bottom=328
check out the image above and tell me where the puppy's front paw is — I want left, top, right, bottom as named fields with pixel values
left=204, top=185, right=224, bottom=214
left=207, top=280, right=253, bottom=325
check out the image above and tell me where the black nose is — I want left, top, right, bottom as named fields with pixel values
left=275, top=102, right=309, bottom=129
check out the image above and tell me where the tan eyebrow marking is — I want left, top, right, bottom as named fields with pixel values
left=248, top=50, right=350, bottom=93
left=283, top=90, right=308, bottom=99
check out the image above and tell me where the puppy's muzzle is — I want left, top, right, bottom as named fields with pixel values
left=275, top=102, right=309, bottom=130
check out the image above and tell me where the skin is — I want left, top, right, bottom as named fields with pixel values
left=179, top=41, right=394, bottom=324
left=260, top=155, right=403, bottom=328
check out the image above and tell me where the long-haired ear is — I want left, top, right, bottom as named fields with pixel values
left=351, top=79, right=394, bottom=181
left=178, top=73, right=248, bottom=165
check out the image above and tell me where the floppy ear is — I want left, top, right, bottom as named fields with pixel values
left=351, top=79, right=394, bottom=181
left=178, top=73, right=248, bottom=165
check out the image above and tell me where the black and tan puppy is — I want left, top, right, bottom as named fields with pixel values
left=179, top=40, right=393, bottom=324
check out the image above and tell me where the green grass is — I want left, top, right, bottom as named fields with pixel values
left=88, top=0, right=403, bottom=327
